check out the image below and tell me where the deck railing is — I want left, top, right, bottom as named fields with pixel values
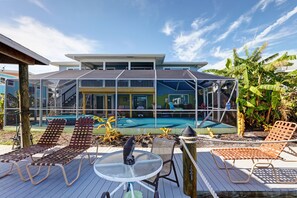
left=180, top=136, right=219, bottom=198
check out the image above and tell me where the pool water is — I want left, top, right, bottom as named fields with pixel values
left=104, top=117, right=232, bottom=128
left=47, top=115, right=233, bottom=128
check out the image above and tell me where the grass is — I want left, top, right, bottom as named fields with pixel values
left=1, top=125, right=237, bottom=145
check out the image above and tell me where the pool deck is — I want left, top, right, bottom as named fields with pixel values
left=0, top=145, right=297, bottom=197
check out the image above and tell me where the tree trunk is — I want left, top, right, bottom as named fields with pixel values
left=265, top=106, right=272, bottom=124
left=19, top=64, right=31, bottom=148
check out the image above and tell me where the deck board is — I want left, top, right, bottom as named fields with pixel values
left=1, top=145, right=297, bottom=197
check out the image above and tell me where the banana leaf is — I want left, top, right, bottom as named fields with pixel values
left=249, top=86, right=262, bottom=97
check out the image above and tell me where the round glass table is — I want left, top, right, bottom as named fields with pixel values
left=94, top=150, right=163, bottom=197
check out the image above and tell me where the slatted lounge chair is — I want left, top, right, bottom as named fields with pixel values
left=26, top=117, right=94, bottom=186
left=211, top=121, right=297, bottom=184
left=0, top=118, right=66, bottom=181
left=143, top=137, right=179, bottom=192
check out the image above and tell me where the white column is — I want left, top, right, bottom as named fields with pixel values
left=39, top=80, right=43, bottom=126
left=76, top=79, right=79, bottom=119
left=128, top=61, right=131, bottom=70
left=195, top=80, right=198, bottom=127
left=217, top=81, right=221, bottom=122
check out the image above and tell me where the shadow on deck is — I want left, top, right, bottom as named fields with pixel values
left=0, top=146, right=297, bottom=198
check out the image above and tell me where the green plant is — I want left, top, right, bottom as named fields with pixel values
left=159, top=127, right=171, bottom=139
left=207, top=127, right=215, bottom=138
left=94, top=116, right=122, bottom=143
left=205, top=42, right=297, bottom=133
left=0, top=94, right=4, bottom=130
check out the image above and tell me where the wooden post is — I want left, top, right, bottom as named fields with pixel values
left=129, top=94, right=132, bottom=118
left=182, top=126, right=197, bottom=197
left=105, top=94, right=108, bottom=118
left=19, top=63, right=31, bottom=148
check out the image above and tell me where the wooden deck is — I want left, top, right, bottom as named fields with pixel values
left=0, top=145, right=297, bottom=197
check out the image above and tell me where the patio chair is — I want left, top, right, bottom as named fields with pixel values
left=143, top=137, right=179, bottom=192
left=26, top=117, right=94, bottom=186
left=211, top=121, right=297, bottom=184
left=0, top=118, right=66, bottom=181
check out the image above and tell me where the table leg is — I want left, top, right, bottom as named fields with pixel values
left=110, top=182, right=126, bottom=196
left=123, top=182, right=127, bottom=191
left=136, top=181, right=155, bottom=193
left=129, top=183, right=135, bottom=198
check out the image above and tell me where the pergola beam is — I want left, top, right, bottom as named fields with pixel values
left=0, top=43, right=36, bottom=65
left=0, top=34, right=49, bottom=148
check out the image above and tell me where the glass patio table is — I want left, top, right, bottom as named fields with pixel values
left=93, top=150, right=163, bottom=197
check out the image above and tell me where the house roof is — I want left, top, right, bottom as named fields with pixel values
left=0, top=34, right=50, bottom=65
left=28, top=69, right=232, bottom=80
left=65, top=54, right=166, bottom=65
left=50, top=61, right=79, bottom=67
left=162, top=61, right=208, bottom=68
left=26, top=70, right=234, bottom=90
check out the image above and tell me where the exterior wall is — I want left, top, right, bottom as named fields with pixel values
left=0, top=73, right=17, bottom=94
left=156, top=82, right=195, bottom=109
left=58, top=66, right=80, bottom=71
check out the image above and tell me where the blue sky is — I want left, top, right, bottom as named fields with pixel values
left=0, top=0, right=296, bottom=73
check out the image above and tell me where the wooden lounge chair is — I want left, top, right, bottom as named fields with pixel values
left=0, top=119, right=66, bottom=181
left=211, top=121, right=297, bottom=184
left=26, top=117, right=94, bottom=186
left=143, top=138, right=179, bottom=192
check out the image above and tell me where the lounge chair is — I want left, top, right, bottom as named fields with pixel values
left=26, top=117, right=94, bottom=186
left=211, top=121, right=297, bottom=184
left=0, top=118, right=66, bottom=181
left=143, top=137, right=179, bottom=192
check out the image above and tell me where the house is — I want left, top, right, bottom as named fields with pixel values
left=5, top=54, right=237, bottom=131
left=0, top=69, right=18, bottom=94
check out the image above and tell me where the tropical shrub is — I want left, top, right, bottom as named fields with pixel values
left=94, top=116, right=122, bottom=143
left=159, top=127, right=171, bottom=138
left=205, top=42, right=297, bottom=132
left=0, top=94, right=4, bottom=130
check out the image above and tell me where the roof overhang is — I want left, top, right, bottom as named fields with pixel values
left=50, top=61, right=79, bottom=67
left=65, top=54, right=165, bottom=65
left=0, top=34, right=50, bottom=65
left=162, top=61, right=208, bottom=68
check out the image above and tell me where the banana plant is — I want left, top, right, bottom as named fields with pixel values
left=205, top=42, right=297, bottom=132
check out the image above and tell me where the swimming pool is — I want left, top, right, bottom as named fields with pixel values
left=46, top=115, right=233, bottom=128
left=106, top=117, right=232, bottom=128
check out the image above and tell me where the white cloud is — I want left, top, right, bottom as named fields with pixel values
left=173, top=21, right=221, bottom=61
left=28, top=0, right=50, bottom=13
left=0, top=16, right=99, bottom=73
left=191, top=18, right=208, bottom=30
left=129, top=0, right=148, bottom=10
left=216, top=15, right=250, bottom=42
left=243, top=6, right=297, bottom=49
left=162, top=21, right=178, bottom=36
left=199, top=59, right=227, bottom=71
left=211, top=47, right=232, bottom=59
left=216, top=0, right=274, bottom=42
left=275, top=0, right=287, bottom=6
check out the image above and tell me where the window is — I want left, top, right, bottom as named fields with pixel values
left=133, top=95, right=147, bottom=109
left=7, top=80, right=14, bottom=87
left=168, top=94, right=189, bottom=105
left=106, top=62, right=128, bottom=70
left=66, top=67, right=80, bottom=70
left=0, top=77, right=5, bottom=84
left=131, top=62, right=154, bottom=70
left=163, top=67, right=190, bottom=70
left=81, top=80, right=103, bottom=87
